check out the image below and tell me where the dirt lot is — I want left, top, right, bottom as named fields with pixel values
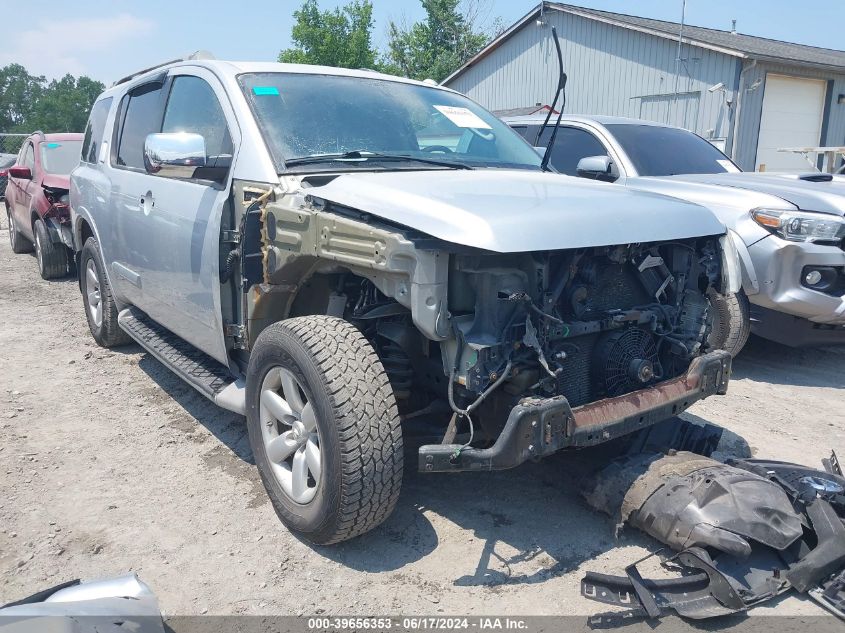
left=1, top=223, right=844, bottom=621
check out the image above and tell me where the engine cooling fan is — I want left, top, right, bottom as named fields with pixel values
left=595, top=328, right=660, bottom=397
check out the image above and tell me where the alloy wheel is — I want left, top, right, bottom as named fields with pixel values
left=85, top=259, right=103, bottom=328
left=35, top=230, right=43, bottom=271
left=259, top=367, right=322, bottom=504
left=7, top=209, right=14, bottom=248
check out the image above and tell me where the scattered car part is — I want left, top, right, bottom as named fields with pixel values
left=583, top=451, right=803, bottom=557
left=0, top=573, right=164, bottom=633
left=581, top=451, right=845, bottom=623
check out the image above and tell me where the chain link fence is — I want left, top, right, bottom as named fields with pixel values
left=0, top=134, right=29, bottom=209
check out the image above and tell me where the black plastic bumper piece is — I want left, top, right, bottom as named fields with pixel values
left=419, top=350, right=731, bottom=473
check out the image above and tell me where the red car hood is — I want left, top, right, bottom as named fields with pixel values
left=41, top=174, right=70, bottom=190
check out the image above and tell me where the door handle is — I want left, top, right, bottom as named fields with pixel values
left=140, top=190, right=155, bottom=215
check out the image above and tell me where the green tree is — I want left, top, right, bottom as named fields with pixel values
left=0, top=64, right=104, bottom=135
left=0, top=64, right=44, bottom=132
left=29, top=74, right=106, bottom=133
left=279, top=0, right=379, bottom=69
left=384, top=0, right=498, bottom=82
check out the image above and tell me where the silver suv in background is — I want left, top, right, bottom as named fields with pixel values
left=71, top=58, right=736, bottom=544
left=506, top=115, right=845, bottom=350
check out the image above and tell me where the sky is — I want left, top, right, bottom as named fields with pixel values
left=2, top=1, right=843, bottom=84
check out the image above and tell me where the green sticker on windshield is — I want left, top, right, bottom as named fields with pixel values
left=253, top=86, right=280, bottom=96
left=46, top=142, right=61, bottom=148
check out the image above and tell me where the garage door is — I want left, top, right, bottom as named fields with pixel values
left=755, top=74, right=826, bottom=172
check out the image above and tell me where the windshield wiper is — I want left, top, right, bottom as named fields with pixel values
left=284, top=150, right=474, bottom=170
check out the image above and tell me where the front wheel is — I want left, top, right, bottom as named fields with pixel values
left=246, top=316, right=403, bottom=544
left=708, top=290, right=751, bottom=357
left=34, top=218, right=70, bottom=279
left=6, top=205, right=33, bottom=254
left=80, top=237, right=131, bottom=348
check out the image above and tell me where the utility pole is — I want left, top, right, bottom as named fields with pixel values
left=669, top=0, right=687, bottom=125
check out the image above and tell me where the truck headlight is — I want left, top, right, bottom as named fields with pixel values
left=751, top=208, right=845, bottom=243
left=720, top=232, right=742, bottom=294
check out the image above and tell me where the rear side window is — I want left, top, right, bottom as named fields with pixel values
left=162, top=76, right=233, bottom=168
left=115, top=83, right=164, bottom=169
left=605, top=124, right=740, bottom=176
left=538, top=127, right=609, bottom=176
left=81, top=97, right=113, bottom=164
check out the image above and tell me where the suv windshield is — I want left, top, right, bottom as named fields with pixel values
left=239, top=72, right=542, bottom=172
left=40, top=140, right=82, bottom=175
left=605, top=124, right=740, bottom=177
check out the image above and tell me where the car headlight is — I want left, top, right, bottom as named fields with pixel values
left=751, top=208, right=845, bottom=243
left=720, top=232, right=742, bottom=294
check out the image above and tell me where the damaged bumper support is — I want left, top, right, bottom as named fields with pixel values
left=418, top=350, right=731, bottom=473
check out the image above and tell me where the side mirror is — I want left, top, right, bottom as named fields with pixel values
left=8, top=166, right=32, bottom=180
left=144, top=132, right=206, bottom=179
left=576, top=155, right=618, bottom=182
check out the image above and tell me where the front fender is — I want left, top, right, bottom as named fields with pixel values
left=729, top=229, right=759, bottom=296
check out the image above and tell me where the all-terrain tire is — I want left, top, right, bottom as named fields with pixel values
left=6, top=204, right=33, bottom=254
left=246, top=316, right=403, bottom=544
left=34, top=218, right=69, bottom=279
left=80, top=237, right=131, bottom=348
left=708, top=290, right=751, bottom=357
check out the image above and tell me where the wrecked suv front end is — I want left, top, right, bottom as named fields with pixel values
left=249, top=168, right=735, bottom=474
left=420, top=235, right=733, bottom=472
left=234, top=69, right=735, bottom=497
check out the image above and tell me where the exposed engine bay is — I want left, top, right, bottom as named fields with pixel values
left=334, top=238, right=724, bottom=445
left=243, top=185, right=732, bottom=471
left=444, top=238, right=721, bottom=407
left=38, top=184, right=72, bottom=230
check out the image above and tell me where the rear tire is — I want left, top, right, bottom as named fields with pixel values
left=34, top=218, right=69, bottom=279
left=80, top=237, right=131, bottom=348
left=708, top=290, right=751, bottom=357
left=6, top=205, right=33, bottom=254
left=246, top=316, right=403, bottom=544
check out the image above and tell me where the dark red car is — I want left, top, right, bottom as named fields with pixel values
left=3, top=132, right=83, bottom=278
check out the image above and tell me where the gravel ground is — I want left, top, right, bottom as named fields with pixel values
left=1, top=223, right=843, bottom=622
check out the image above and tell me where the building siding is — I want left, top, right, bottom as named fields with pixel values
left=734, top=61, right=845, bottom=170
left=445, top=9, right=845, bottom=172
left=447, top=11, right=740, bottom=141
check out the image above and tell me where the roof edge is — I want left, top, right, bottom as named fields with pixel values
left=545, top=4, right=746, bottom=60
left=441, top=4, right=543, bottom=85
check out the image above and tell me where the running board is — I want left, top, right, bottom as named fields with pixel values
left=118, top=307, right=246, bottom=415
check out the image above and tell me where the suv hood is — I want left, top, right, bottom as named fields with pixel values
left=660, top=172, right=845, bottom=217
left=305, top=170, right=724, bottom=253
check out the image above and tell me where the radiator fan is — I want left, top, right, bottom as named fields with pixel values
left=595, top=328, right=660, bottom=397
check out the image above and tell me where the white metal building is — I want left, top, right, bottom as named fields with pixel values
left=443, top=2, right=845, bottom=172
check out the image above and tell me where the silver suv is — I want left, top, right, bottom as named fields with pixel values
left=70, top=58, right=736, bottom=544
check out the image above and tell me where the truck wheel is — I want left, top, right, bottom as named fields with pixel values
left=7, top=205, right=33, bottom=254
left=34, top=218, right=69, bottom=279
left=708, top=290, right=751, bottom=357
left=246, top=316, right=403, bottom=544
left=80, top=237, right=130, bottom=348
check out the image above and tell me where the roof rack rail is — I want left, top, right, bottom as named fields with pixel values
left=112, top=50, right=215, bottom=87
